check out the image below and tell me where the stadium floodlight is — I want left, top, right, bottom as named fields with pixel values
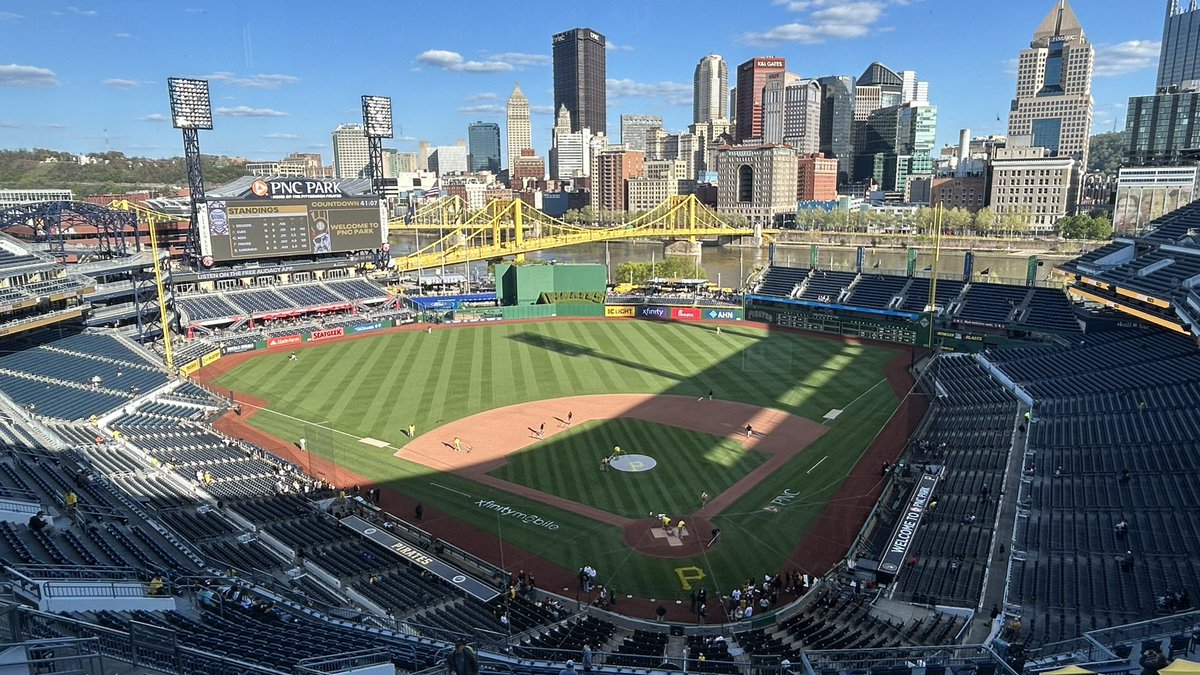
left=361, top=95, right=393, bottom=138
left=167, top=77, right=213, bottom=130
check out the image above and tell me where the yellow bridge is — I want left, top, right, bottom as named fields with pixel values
left=389, top=194, right=761, bottom=273
left=109, top=194, right=762, bottom=274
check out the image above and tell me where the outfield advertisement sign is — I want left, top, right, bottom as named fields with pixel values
left=604, top=305, right=636, bottom=317
left=266, top=334, right=302, bottom=349
left=340, top=515, right=498, bottom=602
left=350, top=320, right=387, bottom=334
left=628, top=305, right=743, bottom=321
left=222, top=342, right=257, bottom=355
left=179, top=360, right=201, bottom=376
left=877, top=471, right=941, bottom=581
left=199, top=349, right=223, bottom=367
left=309, top=327, right=345, bottom=342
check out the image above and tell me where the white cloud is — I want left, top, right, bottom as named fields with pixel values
left=113, top=31, right=131, bottom=38
left=66, top=6, right=98, bottom=16
left=0, top=121, right=66, bottom=129
left=264, top=132, right=299, bottom=139
left=491, top=52, right=551, bottom=66
left=464, top=92, right=499, bottom=101
left=456, top=103, right=505, bottom=114
left=1002, top=57, right=1019, bottom=77
left=215, top=106, right=289, bottom=118
left=415, top=49, right=513, bottom=73
left=1094, top=40, right=1161, bottom=77
left=103, top=78, right=143, bottom=90
left=607, top=78, right=691, bottom=107
left=0, top=11, right=24, bottom=21
left=605, top=42, right=635, bottom=52
left=0, top=64, right=59, bottom=87
left=198, top=72, right=300, bottom=88
left=138, top=113, right=168, bottom=122
left=746, top=0, right=895, bottom=45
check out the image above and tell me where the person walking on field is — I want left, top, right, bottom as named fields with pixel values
left=745, top=424, right=753, bottom=438
left=567, top=411, right=573, bottom=426
left=408, top=424, right=416, bottom=438
left=539, top=422, right=545, bottom=439
left=700, top=491, right=710, bottom=507
left=453, top=437, right=462, bottom=452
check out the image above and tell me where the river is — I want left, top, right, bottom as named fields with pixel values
left=389, top=234, right=1071, bottom=288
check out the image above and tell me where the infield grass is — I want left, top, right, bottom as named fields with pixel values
left=214, top=320, right=904, bottom=599
left=491, top=418, right=767, bottom=519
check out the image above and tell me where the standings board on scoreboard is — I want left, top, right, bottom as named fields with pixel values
left=201, top=179, right=387, bottom=263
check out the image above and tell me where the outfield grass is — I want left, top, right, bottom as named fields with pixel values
left=214, top=320, right=902, bottom=598
left=491, top=418, right=766, bottom=519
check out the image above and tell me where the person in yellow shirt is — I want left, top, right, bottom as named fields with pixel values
left=64, top=491, right=78, bottom=523
left=147, top=576, right=164, bottom=596
left=661, top=514, right=671, bottom=529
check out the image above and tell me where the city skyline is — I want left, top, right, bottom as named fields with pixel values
left=0, top=0, right=1166, bottom=164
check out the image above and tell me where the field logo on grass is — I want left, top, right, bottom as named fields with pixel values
left=769, top=488, right=800, bottom=508
left=475, top=500, right=560, bottom=530
left=675, top=566, right=705, bottom=591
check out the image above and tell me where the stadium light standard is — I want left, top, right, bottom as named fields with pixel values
left=361, top=95, right=393, bottom=198
left=167, top=77, right=213, bottom=263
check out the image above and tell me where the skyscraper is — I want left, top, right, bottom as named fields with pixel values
left=817, top=76, right=856, bottom=186
left=331, top=123, right=369, bottom=179
left=694, top=54, right=729, bottom=124
left=784, top=80, right=823, bottom=155
left=734, top=57, right=786, bottom=143
left=468, top=121, right=501, bottom=173
left=1158, top=0, right=1200, bottom=93
left=553, top=28, right=607, bottom=135
left=506, top=84, right=532, bottom=170
left=1008, top=0, right=1095, bottom=169
left=620, top=114, right=663, bottom=154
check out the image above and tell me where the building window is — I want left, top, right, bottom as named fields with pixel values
left=738, top=165, right=754, bottom=203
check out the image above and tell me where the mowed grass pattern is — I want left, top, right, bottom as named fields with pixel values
left=492, top=419, right=766, bottom=518
left=214, top=321, right=901, bottom=597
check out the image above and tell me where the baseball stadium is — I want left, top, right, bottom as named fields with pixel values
left=0, top=52, right=1199, bottom=675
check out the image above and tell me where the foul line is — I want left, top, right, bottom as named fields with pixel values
left=835, top=377, right=889, bottom=418
left=430, top=482, right=471, bottom=497
left=806, top=456, right=828, bottom=474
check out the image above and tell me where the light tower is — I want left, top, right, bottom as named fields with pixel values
left=166, top=77, right=213, bottom=262
left=361, top=95, right=393, bottom=197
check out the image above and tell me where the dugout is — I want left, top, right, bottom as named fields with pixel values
left=495, top=263, right=607, bottom=306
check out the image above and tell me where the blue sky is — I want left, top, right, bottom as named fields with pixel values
left=0, top=1, right=1167, bottom=165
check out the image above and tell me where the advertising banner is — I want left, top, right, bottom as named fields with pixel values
left=703, top=308, right=740, bottom=321
left=637, top=306, right=670, bottom=320
left=351, top=321, right=387, bottom=334
left=309, top=327, right=345, bottom=342
left=878, top=471, right=941, bottom=578
left=604, top=305, right=636, bottom=318
left=179, top=360, right=201, bottom=376
left=222, top=342, right=257, bottom=355
left=671, top=307, right=702, bottom=320
left=199, top=349, right=222, bottom=367
left=267, top=334, right=302, bottom=349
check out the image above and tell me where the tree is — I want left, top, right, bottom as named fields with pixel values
left=1088, top=131, right=1125, bottom=174
left=1057, top=214, right=1113, bottom=240
left=974, top=207, right=998, bottom=235
left=614, top=256, right=705, bottom=284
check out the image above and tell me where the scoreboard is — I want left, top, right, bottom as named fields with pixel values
left=202, top=197, right=386, bottom=262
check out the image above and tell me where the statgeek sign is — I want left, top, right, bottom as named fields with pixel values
left=267, top=334, right=302, bottom=349
left=878, top=472, right=941, bottom=578
left=308, top=327, right=345, bottom=342
left=340, top=515, right=498, bottom=602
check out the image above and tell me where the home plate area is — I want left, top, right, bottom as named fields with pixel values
left=650, top=522, right=691, bottom=547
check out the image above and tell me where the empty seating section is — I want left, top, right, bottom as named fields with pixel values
left=900, top=278, right=963, bottom=313
left=0, top=373, right=129, bottom=420
left=986, top=327, right=1200, bottom=646
left=278, top=283, right=346, bottom=307
left=798, top=270, right=857, bottom=302
left=1020, top=287, right=1080, bottom=332
left=955, top=283, right=1028, bottom=325
left=756, top=266, right=809, bottom=297
left=177, top=295, right=242, bottom=322
left=847, top=275, right=909, bottom=309
left=226, top=288, right=294, bottom=315
left=327, top=278, right=388, bottom=301
left=891, top=357, right=1016, bottom=607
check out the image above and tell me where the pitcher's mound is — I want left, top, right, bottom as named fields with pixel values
left=610, top=454, right=656, bottom=472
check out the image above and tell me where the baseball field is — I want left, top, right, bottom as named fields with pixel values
left=208, top=319, right=912, bottom=603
